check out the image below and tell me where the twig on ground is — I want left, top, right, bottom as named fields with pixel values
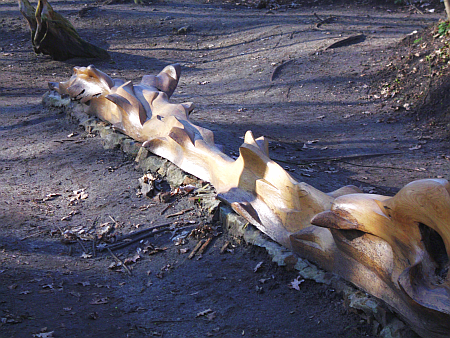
left=188, top=239, right=205, bottom=259
left=92, top=237, right=97, bottom=258
left=100, top=225, right=193, bottom=252
left=150, top=318, right=191, bottom=323
left=107, top=247, right=132, bottom=275
left=196, top=237, right=213, bottom=259
left=410, top=4, right=424, bottom=15
left=272, top=151, right=401, bottom=166
left=271, top=60, right=294, bottom=81
left=336, top=159, right=425, bottom=172
left=166, top=208, right=194, bottom=218
left=77, top=238, right=88, bottom=254
left=160, top=200, right=177, bottom=215
left=194, top=184, right=211, bottom=194
left=109, top=215, right=119, bottom=226
left=314, top=13, right=335, bottom=28
left=20, top=229, right=48, bottom=240
left=220, top=241, right=231, bottom=254
left=115, top=222, right=173, bottom=242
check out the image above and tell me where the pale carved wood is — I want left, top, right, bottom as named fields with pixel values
left=312, top=179, right=450, bottom=337
left=49, top=65, right=450, bottom=337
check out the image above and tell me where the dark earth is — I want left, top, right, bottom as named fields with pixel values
left=1, top=0, right=450, bottom=337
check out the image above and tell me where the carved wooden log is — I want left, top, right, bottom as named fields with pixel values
left=18, top=0, right=109, bottom=61
left=312, top=179, right=450, bottom=337
left=48, top=65, right=450, bottom=337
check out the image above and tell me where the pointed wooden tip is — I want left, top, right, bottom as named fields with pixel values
left=311, top=210, right=357, bottom=230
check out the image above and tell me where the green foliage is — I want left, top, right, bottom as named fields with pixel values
left=413, top=37, right=423, bottom=44
left=438, top=21, right=450, bottom=37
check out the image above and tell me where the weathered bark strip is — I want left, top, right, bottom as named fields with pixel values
left=18, top=0, right=109, bottom=61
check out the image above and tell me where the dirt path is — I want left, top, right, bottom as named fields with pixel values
left=1, top=0, right=448, bottom=337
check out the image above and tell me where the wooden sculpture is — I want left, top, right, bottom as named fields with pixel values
left=311, top=179, right=450, bottom=337
left=18, top=0, right=109, bottom=60
left=48, top=65, right=450, bottom=337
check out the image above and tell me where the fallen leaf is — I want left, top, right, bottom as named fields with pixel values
left=42, top=193, right=61, bottom=201
left=33, top=332, right=54, bottom=338
left=206, top=312, right=216, bottom=321
left=124, top=253, right=141, bottom=265
left=196, top=308, right=213, bottom=318
left=289, top=276, right=305, bottom=291
left=90, top=297, right=109, bottom=305
left=81, top=253, right=92, bottom=259
left=178, top=247, right=189, bottom=254
left=68, top=189, right=88, bottom=205
left=254, top=261, right=263, bottom=273
left=78, top=281, right=91, bottom=286
left=69, top=291, right=81, bottom=298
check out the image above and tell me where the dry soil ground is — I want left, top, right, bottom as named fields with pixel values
left=1, top=0, right=449, bottom=337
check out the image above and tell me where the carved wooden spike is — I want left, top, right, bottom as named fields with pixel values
left=49, top=66, right=450, bottom=338
left=312, top=179, right=450, bottom=336
left=18, top=0, right=109, bottom=60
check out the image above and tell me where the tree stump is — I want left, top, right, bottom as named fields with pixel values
left=18, top=0, right=109, bottom=61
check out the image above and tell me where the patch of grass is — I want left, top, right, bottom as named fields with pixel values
left=438, top=21, right=450, bottom=37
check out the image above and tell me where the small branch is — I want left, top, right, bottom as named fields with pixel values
left=150, top=318, right=191, bottom=324
left=160, top=200, right=177, bottom=215
left=92, top=237, right=97, bottom=258
left=20, top=229, right=48, bottom=240
left=77, top=238, right=88, bottom=254
left=109, top=215, right=119, bottom=226
left=314, top=13, right=335, bottom=28
left=188, top=239, right=205, bottom=259
left=220, top=241, right=231, bottom=254
left=166, top=208, right=194, bottom=218
left=336, top=159, right=424, bottom=172
left=100, top=225, right=193, bottom=252
left=410, top=4, right=424, bottom=15
left=107, top=247, right=132, bottom=275
left=272, top=151, right=401, bottom=166
left=196, top=237, right=213, bottom=259
left=271, top=60, right=294, bottom=81
left=115, top=222, right=173, bottom=242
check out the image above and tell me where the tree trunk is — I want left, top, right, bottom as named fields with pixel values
left=444, top=0, right=450, bottom=22
left=18, top=0, right=109, bottom=61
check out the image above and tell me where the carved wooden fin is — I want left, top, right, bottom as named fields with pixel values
left=141, top=64, right=181, bottom=98
left=311, top=210, right=357, bottom=231
left=85, top=65, right=114, bottom=89
left=328, top=185, right=363, bottom=198
left=113, top=81, right=147, bottom=126
left=243, top=130, right=269, bottom=157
